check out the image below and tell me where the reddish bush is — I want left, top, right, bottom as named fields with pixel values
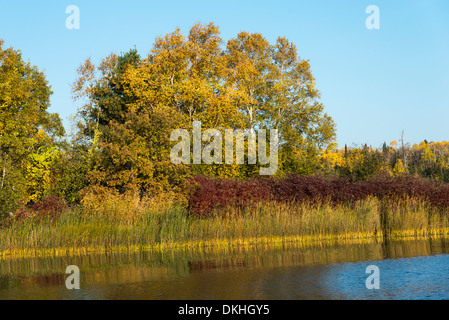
left=188, top=175, right=271, bottom=218
left=14, top=195, right=68, bottom=221
left=188, top=174, right=449, bottom=217
left=430, top=183, right=449, bottom=208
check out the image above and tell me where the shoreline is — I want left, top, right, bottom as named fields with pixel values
left=2, top=227, right=449, bottom=260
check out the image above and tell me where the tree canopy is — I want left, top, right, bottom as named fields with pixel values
left=73, top=22, right=336, bottom=196
left=0, top=39, right=64, bottom=217
left=1, top=24, right=449, bottom=218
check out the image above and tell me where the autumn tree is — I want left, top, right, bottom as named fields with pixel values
left=0, top=40, right=64, bottom=217
left=73, top=23, right=336, bottom=196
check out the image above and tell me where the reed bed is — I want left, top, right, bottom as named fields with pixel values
left=4, top=237, right=449, bottom=279
left=1, top=193, right=449, bottom=259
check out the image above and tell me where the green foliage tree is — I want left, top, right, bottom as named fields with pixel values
left=0, top=40, right=64, bottom=217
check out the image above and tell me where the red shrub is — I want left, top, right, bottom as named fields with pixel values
left=188, top=174, right=449, bottom=217
left=188, top=175, right=271, bottom=218
left=15, top=196, right=68, bottom=222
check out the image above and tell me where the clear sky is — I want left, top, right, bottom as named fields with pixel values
left=1, top=0, right=448, bottom=148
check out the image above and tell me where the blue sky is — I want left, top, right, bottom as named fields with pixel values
left=1, top=0, right=448, bottom=148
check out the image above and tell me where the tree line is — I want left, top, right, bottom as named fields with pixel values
left=0, top=23, right=447, bottom=218
left=320, top=140, right=449, bottom=182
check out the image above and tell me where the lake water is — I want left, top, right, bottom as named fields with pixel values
left=1, top=237, right=449, bottom=300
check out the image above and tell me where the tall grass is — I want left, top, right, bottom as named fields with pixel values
left=1, top=192, right=449, bottom=259
left=4, top=237, right=448, bottom=279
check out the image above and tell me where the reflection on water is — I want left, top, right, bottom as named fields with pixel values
left=1, top=237, right=449, bottom=299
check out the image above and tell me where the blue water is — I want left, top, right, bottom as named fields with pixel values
left=1, top=239, right=449, bottom=300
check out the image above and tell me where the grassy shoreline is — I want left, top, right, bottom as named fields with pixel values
left=1, top=195, right=449, bottom=259
left=2, top=229, right=449, bottom=260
